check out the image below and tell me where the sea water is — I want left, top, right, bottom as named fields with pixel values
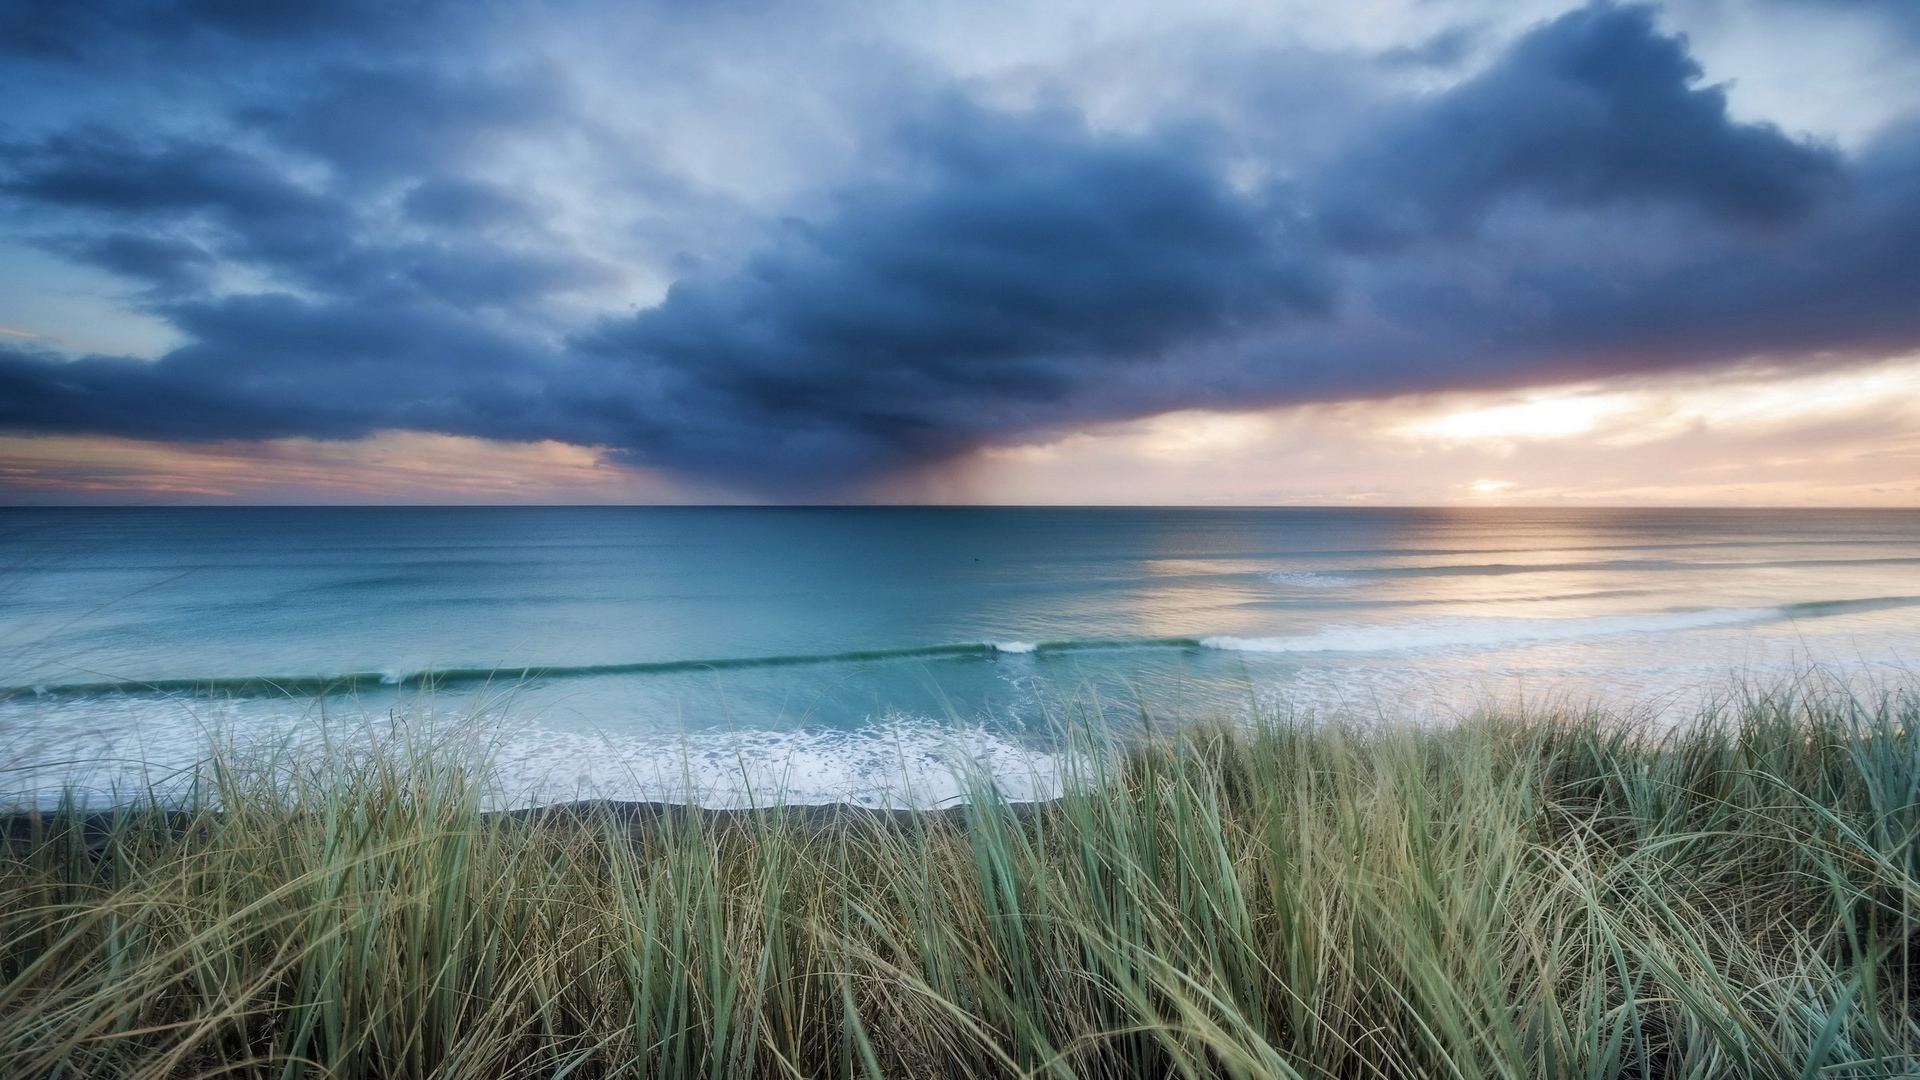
left=1, top=507, right=1915, bottom=807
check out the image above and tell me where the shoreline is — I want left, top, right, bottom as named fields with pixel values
left=0, top=795, right=1054, bottom=849
left=6, top=686, right=1918, bottom=1077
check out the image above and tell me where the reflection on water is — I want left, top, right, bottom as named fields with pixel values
left=1, top=506, right=1915, bottom=805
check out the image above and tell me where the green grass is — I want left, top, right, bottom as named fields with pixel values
left=3, top=683, right=1919, bottom=1078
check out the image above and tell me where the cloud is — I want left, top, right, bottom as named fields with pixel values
left=0, top=431, right=680, bottom=503
left=568, top=101, right=1333, bottom=482
left=0, top=292, right=558, bottom=443
left=53, top=232, right=217, bottom=296
left=3, top=131, right=354, bottom=288
left=1315, top=1, right=1839, bottom=246
left=401, top=178, right=537, bottom=230
left=1767, top=0, right=1920, bottom=40
left=238, top=64, right=564, bottom=182
left=0, top=0, right=460, bottom=61
left=4, top=114, right=612, bottom=304
left=6, top=131, right=334, bottom=220
left=563, top=3, right=1906, bottom=485
left=0, top=0, right=1916, bottom=495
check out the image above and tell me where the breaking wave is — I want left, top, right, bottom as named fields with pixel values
left=6, top=595, right=1915, bottom=702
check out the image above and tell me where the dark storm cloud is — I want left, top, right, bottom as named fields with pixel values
left=239, top=65, right=563, bottom=181
left=1316, top=1, right=1839, bottom=246
left=401, top=179, right=537, bottom=230
left=0, top=0, right=459, bottom=61
left=1, top=0, right=1918, bottom=491
left=6, top=131, right=334, bottom=220
left=1494, top=121, right=1920, bottom=365
left=0, top=293, right=555, bottom=441
left=55, top=232, right=216, bottom=296
left=559, top=3, right=1898, bottom=483
left=3, top=118, right=608, bottom=306
left=1, top=131, right=361, bottom=296
left=566, top=102, right=1332, bottom=480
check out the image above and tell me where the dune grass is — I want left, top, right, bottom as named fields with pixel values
left=3, top=684, right=1919, bottom=1078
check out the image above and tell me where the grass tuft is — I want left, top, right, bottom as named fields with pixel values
left=4, top=684, right=1919, bottom=1077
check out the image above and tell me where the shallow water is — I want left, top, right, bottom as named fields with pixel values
left=1, top=506, right=1915, bottom=806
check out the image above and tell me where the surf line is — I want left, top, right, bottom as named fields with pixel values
left=9, top=594, right=1914, bottom=701
left=1, top=637, right=1211, bottom=700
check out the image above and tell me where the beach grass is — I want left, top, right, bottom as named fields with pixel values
left=3, top=683, right=1919, bottom=1078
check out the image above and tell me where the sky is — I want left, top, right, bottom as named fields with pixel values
left=1, top=0, right=1918, bottom=505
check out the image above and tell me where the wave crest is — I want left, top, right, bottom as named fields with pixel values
left=6, top=595, right=1915, bottom=701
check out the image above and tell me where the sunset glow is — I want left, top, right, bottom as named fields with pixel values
left=1399, top=395, right=1630, bottom=443
left=4, top=4, right=1920, bottom=1068
left=0, top=434, right=685, bottom=504
left=7, top=356, right=1918, bottom=505
left=1, top=0, right=1917, bottom=505
left=955, top=358, right=1920, bottom=506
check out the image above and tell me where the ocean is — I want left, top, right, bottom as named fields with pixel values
left=2, top=506, right=1916, bottom=807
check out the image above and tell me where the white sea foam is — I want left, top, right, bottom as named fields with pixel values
left=1203, top=607, right=1776, bottom=655
left=991, top=641, right=1039, bottom=654
left=490, top=719, right=1078, bottom=810
left=0, top=689, right=1082, bottom=812
left=1262, top=570, right=1359, bottom=589
left=4, top=598, right=1910, bottom=812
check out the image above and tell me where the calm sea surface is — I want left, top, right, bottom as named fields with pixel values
left=2, top=507, right=1916, bottom=806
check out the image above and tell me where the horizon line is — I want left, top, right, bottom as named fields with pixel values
left=2, top=502, right=1917, bottom=512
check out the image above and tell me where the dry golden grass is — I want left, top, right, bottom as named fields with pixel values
left=3, top=684, right=1918, bottom=1077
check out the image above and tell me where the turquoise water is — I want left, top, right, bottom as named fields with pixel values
left=2, top=507, right=1916, bottom=806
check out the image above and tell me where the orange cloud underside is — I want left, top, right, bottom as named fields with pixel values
left=919, top=357, right=1920, bottom=506
left=0, top=433, right=687, bottom=503
left=3, top=358, right=1919, bottom=505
